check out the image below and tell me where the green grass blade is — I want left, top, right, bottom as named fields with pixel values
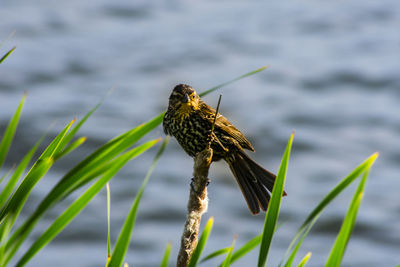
left=188, top=217, right=214, bottom=267
left=325, top=168, right=371, bottom=267
left=0, top=157, right=53, bottom=233
left=258, top=132, right=294, bottom=267
left=58, top=95, right=106, bottom=152
left=221, top=236, right=236, bottom=267
left=60, top=112, right=165, bottom=197
left=7, top=122, right=157, bottom=266
left=54, top=136, right=86, bottom=161
left=6, top=113, right=165, bottom=259
left=297, top=252, right=311, bottom=267
left=281, top=153, right=378, bottom=267
left=0, top=216, right=13, bottom=260
left=0, top=157, right=53, bottom=219
left=0, top=46, right=16, bottom=64
left=284, top=222, right=314, bottom=267
left=0, top=94, right=25, bottom=169
left=15, top=139, right=160, bottom=267
left=157, top=66, right=269, bottom=123
left=207, top=230, right=266, bottom=265
left=201, top=247, right=231, bottom=263
left=0, top=168, right=12, bottom=184
left=0, top=139, right=42, bottom=208
left=106, top=182, right=111, bottom=262
left=108, top=138, right=168, bottom=267
left=230, top=234, right=262, bottom=264
left=0, top=141, right=44, bottom=259
left=199, top=66, right=269, bottom=97
left=299, top=153, right=377, bottom=231
left=38, top=119, right=76, bottom=161
left=160, top=242, right=172, bottom=267
left=0, top=119, right=74, bottom=223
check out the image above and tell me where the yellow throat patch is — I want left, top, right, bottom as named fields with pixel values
left=177, top=102, right=198, bottom=120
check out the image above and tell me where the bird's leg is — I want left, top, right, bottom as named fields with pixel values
left=211, top=132, right=228, bottom=152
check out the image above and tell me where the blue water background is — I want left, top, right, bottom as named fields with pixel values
left=1, top=1, right=399, bottom=266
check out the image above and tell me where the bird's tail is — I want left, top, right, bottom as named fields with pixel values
left=227, top=150, right=287, bottom=215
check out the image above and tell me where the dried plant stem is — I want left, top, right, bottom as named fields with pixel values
left=176, top=148, right=213, bottom=267
left=177, top=95, right=222, bottom=267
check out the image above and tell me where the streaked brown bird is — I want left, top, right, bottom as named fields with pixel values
left=163, top=84, right=286, bottom=215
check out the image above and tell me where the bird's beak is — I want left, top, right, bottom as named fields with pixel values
left=183, top=93, right=190, bottom=103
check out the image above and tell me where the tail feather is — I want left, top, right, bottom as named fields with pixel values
left=235, top=156, right=270, bottom=211
left=228, top=161, right=260, bottom=214
left=227, top=150, right=286, bottom=215
left=240, top=151, right=287, bottom=196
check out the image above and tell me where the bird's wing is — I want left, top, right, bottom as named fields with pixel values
left=199, top=102, right=255, bottom=152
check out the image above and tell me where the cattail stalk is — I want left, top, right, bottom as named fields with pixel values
left=177, top=95, right=222, bottom=266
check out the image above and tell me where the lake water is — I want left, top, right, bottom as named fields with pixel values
left=1, top=1, right=399, bottom=266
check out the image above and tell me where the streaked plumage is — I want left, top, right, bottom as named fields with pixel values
left=163, top=84, right=286, bottom=215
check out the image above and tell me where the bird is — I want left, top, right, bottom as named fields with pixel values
left=163, top=84, right=286, bottom=215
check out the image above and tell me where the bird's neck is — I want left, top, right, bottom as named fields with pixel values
left=176, top=102, right=198, bottom=120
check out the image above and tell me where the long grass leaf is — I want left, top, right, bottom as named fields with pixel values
left=325, top=168, right=371, bottom=267
left=0, top=46, right=16, bottom=64
left=297, top=252, right=311, bottom=267
left=230, top=234, right=262, bottom=264
left=106, top=182, right=111, bottom=261
left=284, top=221, right=314, bottom=267
left=108, top=138, right=168, bottom=267
left=158, top=66, right=268, bottom=125
left=188, top=217, right=214, bottom=267
left=281, top=153, right=378, bottom=267
left=5, top=114, right=164, bottom=261
left=258, top=132, right=294, bottom=267
left=37, top=119, right=76, bottom=161
left=0, top=157, right=53, bottom=234
left=0, top=156, right=51, bottom=264
left=199, top=66, right=269, bottom=97
left=0, top=216, right=13, bottom=261
left=0, top=94, right=25, bottom=169
left=54, top=136, right=86, bottom=161
left=221, top=236, right=236, bottom=267
left=201, top=247, right=231, bottom=263
left=0, top=119, right=75, bottom=221
left=0, top=138, right=42, bottom=208
left=15, top=139, right=160, bottom=267
left=0, top=168, right=12, bottom=185
left=60, top=112, right=165, bottom=197
left=160, top=243, right=172, bottom=267
left=58, top=95, right=107, bottom=152
left=300, top=153, right=377, bottom=231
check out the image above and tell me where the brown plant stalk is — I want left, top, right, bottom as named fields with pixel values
left=176, top=95, right=222, bottom=267
left=176, top=147, right=213, bottom=267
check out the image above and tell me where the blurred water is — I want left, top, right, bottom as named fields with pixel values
left=1, top=0, right=399, bottom=266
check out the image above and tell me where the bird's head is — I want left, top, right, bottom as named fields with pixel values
left=168, top=84, right=200, bottom=117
